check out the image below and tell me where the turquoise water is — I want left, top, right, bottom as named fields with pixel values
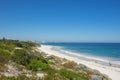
left=42, top=43, right=120, bottom=64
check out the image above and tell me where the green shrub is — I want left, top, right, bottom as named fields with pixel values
left=0, top=43, right=14, bottom=53
left=60, top=69, right=88, bottom=80
left=0, top=49, right=11, bottom=65
left=27, top=59, right=49, bottom=71
left=44, top=68, right=61, bottom=80
left=16, top=41, right=39, bottom=48
left=12, top=49, right=30, bottom=65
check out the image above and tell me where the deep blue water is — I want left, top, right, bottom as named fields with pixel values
left=42, top=43, right=120, bottom=61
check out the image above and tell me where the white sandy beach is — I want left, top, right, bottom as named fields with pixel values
left=38, top=45, right=120, bottom=80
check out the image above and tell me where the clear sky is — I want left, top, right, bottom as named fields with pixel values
left=0, top=0, right=120, bottom=42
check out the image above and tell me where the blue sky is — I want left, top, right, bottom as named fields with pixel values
left=0, top=0, right=120, bottom=42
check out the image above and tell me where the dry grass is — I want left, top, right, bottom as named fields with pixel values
left=63, top=61, right=77, bottom=69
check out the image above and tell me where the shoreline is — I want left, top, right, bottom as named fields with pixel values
left=50, top=45, right=120, bottom=67
left=38, top=45, right=120, bottom=80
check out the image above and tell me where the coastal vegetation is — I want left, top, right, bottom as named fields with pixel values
left=0, top=38, right=111, bottom=80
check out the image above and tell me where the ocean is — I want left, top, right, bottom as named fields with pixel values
left=42, top=43, right=120, bottom=66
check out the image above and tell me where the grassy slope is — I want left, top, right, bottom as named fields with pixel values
left=0, top=39, right=89, bottom=80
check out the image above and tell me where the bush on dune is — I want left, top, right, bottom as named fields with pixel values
left=60, top=69, right=88, bottom=80
left=27, top=59, right=49, bottom=71
left=12, top=49, right=30, bottom=66
left=0, top=45, right=11, bottom=65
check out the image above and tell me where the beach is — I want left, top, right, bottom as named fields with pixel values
left=38, top=45, right=120, bottom=80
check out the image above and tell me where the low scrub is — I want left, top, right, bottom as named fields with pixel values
left=12, top=49, right=30, bottom=66
left=63, top=61, right=77, bottom=69
left=27, top=59, right=49, bottom=71
left=60, top=69, right=88, bottom=80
